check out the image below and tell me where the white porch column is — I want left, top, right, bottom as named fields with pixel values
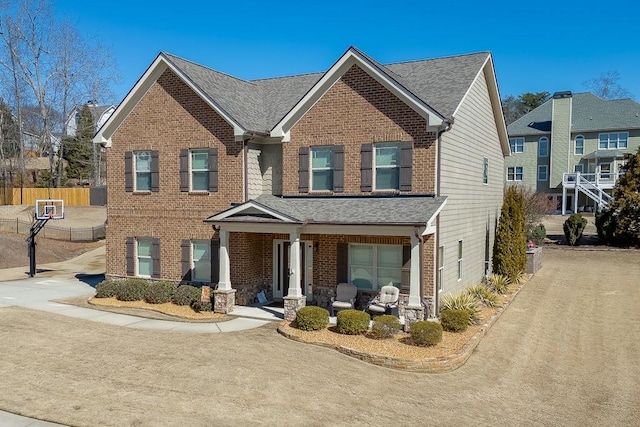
left=217, top=228, right=232, bottom=291
left=574, top=182, right=579, bottom=213
left=287, top=231, right=302, bottom=298
left=408, top=234, right=421, bottom=307
left=562, top=186, right=567, bottom=215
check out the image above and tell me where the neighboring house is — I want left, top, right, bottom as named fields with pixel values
left=506, top=92, right=640, bottom=214
left=93, top=47, right=509, bottom=323
left=66, top=100, right=116, bottom=137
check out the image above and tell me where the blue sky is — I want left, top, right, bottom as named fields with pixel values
left=56, top=0, right=639, bottom=105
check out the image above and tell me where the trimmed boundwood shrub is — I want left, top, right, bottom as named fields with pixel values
left=409, top=321, right=443, bottom=347
left=369, top=315, right=401, bottom=339
left=295, top=306, right=330, bottom=331
left=336, top=309, right=370, bottom=335
left=94, top=280, right=120, bottom=298
left=172, top=285, right=202, bottom=306
left=144, top=281, right=177, bottom=304
left=441, top=309, right=470, bottom=332
left=116, top=278, right=150, bottom=301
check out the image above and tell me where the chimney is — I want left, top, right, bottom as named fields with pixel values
left=550, top=91, right=573, bottom=186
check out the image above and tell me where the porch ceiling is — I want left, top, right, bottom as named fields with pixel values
left=582, top=149, right=626, bottom=160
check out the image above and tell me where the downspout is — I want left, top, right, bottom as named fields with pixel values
left=433, top=117, right=454, bottom=316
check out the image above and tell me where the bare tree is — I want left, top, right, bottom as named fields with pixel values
left=583, top=71, right=632, bottom=100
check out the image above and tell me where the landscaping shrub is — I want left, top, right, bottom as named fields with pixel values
left=116, top=278, right=150, bottom=301
left=440, top=292, right=480, bottom=324
left=335, top=309, right=370, bottom=335
left=440, top=309, right=470, bottom=332
left=368, top=315, right=401, bottom=339
left=528, top=223, right=546, bottom=246
left=493, top=186, right=527, bottom=281
left=464, top=284, right=498, bottom=307
left=190, top=301, right=212, bottom=312
left=409, top=321, right=443, bottom=347
left=295, top=306, right=329, bottom=331
left=172, top=285, right=202, bottom=306
left=144, top=281, right=177, bottom=304
left=94, top=280, right=120, bottom=298
left=487, top=274, right=511, bottom=295
left=563, top=213, right=587, bottom=246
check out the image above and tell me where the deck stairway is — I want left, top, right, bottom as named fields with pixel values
left=562, top=173, right=614, bottom=213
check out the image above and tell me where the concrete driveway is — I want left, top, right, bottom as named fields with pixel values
left=0, top=247, right=638, bottom=426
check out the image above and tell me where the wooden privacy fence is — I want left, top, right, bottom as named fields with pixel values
left=0, top=188, right=90, bottom=206
left=0, top=217, right=105, bottom=242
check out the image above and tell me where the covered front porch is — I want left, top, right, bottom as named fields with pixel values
left=205, top=194, right=447, bottom=326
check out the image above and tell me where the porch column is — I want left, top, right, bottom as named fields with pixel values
left=562, top=186, right=567, bottom=215
left=283, top=230, right=305, bottom=321
left=404, top=233, right=425, bottom=331
left=574, top=183, right=579, bottom=213
left=214, top=228, right=235, bottom=313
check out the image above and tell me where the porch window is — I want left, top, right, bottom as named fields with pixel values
left=599, top=132, right=628, bottom=149
left=190, top=149, right=209, bottom=191
left=135, top=151, right=151, bottom=191
left=538, top=137, right=549, bottom=157
left=137, top=238, right=153, bottom=277
left=349, top=244, right=402, bottom=290
left=574, top=164, right=583, bottom=173
left=538, top=165, right=548, bottom=181
left=310, top=146, right=334, bottom=191
left=192, top=240, right=211, bottom=282
left=509, top=138, right=524, bottom=154
left=575, top=135, right=584, bottom=155
left=507, top=166, right=523, bottom=181
left=374, top=143, right=400, bottom=190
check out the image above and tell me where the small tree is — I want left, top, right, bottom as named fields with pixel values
left=596, top=147, right=640, bottom=247
left=563, top=213, right=587, bottom=246
left=63, top=105, right=94, bottom=180
left=492, top=186, right=527, bottom=281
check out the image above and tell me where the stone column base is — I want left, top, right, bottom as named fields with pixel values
left=283, top=295, right=306, bottom=322
left=213, top=289, right=236, bottom=314
left=403, top=305, right=425, bottom=332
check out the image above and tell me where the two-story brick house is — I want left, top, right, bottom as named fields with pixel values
left=94, top=47, right=509, bottom=323
left=506, top=92, right=640, bottom=214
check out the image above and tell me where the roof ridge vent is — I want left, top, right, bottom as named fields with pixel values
left=553, top=91, right=572, bottom=99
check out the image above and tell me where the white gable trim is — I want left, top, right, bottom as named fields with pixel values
left=423, top=198, right=447, bottom=236
left=271, top=48, right=445, bottom=141
left=93, top=53, right=246, bottom=148
left=205, top=200, right=299, bottom=223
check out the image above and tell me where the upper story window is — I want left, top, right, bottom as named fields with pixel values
left=135, top=151, right=151, bottom=191
left=509, top=138, right=524, bottom=154
left=310, top=146, right=334, bottom=191
left=599, top=132, right=628, bottom=150
left=575, top=135, right=584, bottom=155
left=538, top=165, right=548, bottom=181
left=507, top=166, right=523, bottom=181
left=374, top=143, right=400, bottom=190
left=483, top=157, right=489, bottom=185
left=538, top=137, right=549, bottom=157
left=180, top=148, right=218, bottom=193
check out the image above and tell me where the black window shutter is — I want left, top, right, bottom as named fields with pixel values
left=333, top=145, right=344, bottom=193
left=361, top=143, right=372, bottom=191
left=152, top=238, right=161, bottom=278
left=151, top=150, right=160, bottom=192
left=124, top=152, right=133, bottom=192
left=336, top=242, right=349, bottom=283
left=126, top=237, right=134, bottom=276
left=181, top=239, right=192, bottom=281
left=211, top=239, right=220, bottom=284
left=401, top=244, right=411, bottom=293
left=298, top=146, right=309, bottom=193
left=399, top=142, right=413, bottom=191
left=179, top=149, right=189, bottom=192
left=209, top=148, right=218, bottom=192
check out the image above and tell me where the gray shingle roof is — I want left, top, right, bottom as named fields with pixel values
left=508, top=92, right=640, bottom=136
left=207, top=194, right=447, bottom=226
left=162, top=49, right=489, bottom=134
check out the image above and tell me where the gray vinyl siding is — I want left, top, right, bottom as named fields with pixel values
left=246, top=144, right=262, bottom=199
left=504, top=135, right=548, bottom=191
left=550, top=97, right=572, bottom=187
left=261, top=144, right=282, bottom=196
left=438, top=68, right=504, bottom=295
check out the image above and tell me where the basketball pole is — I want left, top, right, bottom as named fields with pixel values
left=27, top=216, right=51, bottom=277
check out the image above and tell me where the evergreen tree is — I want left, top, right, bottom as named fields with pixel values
left=492, top=186, right=527, bottom=280
left=596, top=147, right=640, bottom=246
left=0, top=99, right=20, bottom=158
left=64, top=105, right=95, bottom=180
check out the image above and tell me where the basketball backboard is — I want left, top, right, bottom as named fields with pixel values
left=35, top=199, right=64, bottom=220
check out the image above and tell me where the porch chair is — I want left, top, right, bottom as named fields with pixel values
left=367, top=284, right=400, bottom=317
left=330, top=283, right=358, bottom=316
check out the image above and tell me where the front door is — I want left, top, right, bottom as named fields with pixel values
left=273, top=240, right=313, bottom=301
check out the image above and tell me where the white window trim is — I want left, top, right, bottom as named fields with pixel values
left=507, top=166, right=523, bottom=181
left=134, top=151, right=151, bottom=192
left=537, top=165, right=548, bottom=181
left=309, top=146, right=334, bottom=192
left=189, top=149, right=209, bottom=192
left=373, top=142, right=400, bottom=191
left=457, top=240, right=463, bottom=282
left=191, top=240, right=211, bottom=283
left=509, top=137, right=524, bottom=154
left=538, top=137, right=549, bottom=157
left=482, top=157, right=489, bottom=185
left=437, top=245, right=445, bottom=292
left=136, top=237, right=153, bottom=278
left=574, top=135, right=585, bottom=155
left=348, top=243, right=403, bottom=291
left=598, top=132, right=629, bottom=150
